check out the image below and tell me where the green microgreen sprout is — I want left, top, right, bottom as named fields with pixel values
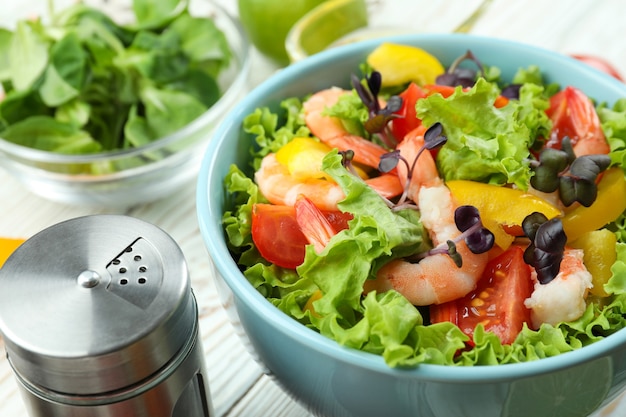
left=435, top=49, right=484, bottom=88
left=522, top=212, right=567, bottom=284
left=529, top=137, right=611, bottom=207
left=378, top=122, right=448, bottom=208
left=413, top=205, right=495, bottom=267
left=339, top=149, right=360, bottom=176
left=351, top=72, right=402, bottom=148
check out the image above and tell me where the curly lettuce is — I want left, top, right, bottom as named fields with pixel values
left=416, top=77, right=551, bottom=190
left=242, top=97, right=310, bottom=171
left=222, top=85, right=626, bottom=368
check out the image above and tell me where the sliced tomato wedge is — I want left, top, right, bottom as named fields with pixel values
left=391, top=82, right=427, bottom=142
left=390, top=83, right=510, bottom=143
left=545, top=86, right=609, bottom=155
left=251, top=203, right=353, bottom=269
left=430, top=245, right=533, bottom=345
left=252, top=204, right=308, bottom=269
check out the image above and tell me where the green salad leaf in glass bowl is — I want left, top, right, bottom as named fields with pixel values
left=0, top=0, right=250, bottom=207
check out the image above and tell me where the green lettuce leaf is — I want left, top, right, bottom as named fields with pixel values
left=322, top=90, right=370, bottom=138
left=599, top=98, right=626, bottom=168
left=299, top=151, right=427, bottom=348
left=416, top=78, right=549, bottom=189
left=605, top=242, right=626, bottom=295
left=222, top=164, right=266, bottom=255
left=242, top=97, right=310, bottom=170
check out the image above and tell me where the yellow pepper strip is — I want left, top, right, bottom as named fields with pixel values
left=276, top=137, right=334, bottom=180
left=570, top=229, right=616, bottom=298
left=1, top=238, right=25, bottom=267
left=276, top=136, right=367, bottom=180
left=447, top=180, right=562, bottom=250
left=366, top=43, right=445, bottom=87
left=303, top=289, right=323, bottom=318
left=562, top=168, right=626, bottom=242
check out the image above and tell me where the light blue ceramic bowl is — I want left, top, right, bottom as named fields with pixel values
left=197, top=34, right=626, bottom=417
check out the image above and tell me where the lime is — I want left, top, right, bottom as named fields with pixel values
left=285, top=0, right=369, bottom=62
left=366, top=43, right=445, bottom=87
left=237, top=0, right=328, bottom=64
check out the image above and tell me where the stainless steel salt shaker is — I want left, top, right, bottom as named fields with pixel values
left=0, top=215, right=213, bottom=417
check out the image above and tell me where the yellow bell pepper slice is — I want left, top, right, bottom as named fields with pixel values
left=1, top=238, right=25, bottom=267
left=303, top=289, right=323, bottom=318
left=570, top=229, right=616, bottom=298
left=562, top=167, right=626, bottom=242
left=276, top=136, right=367, bottom=180
left=276, top=137, right=333, bottom=180
left=447, top=180, right=562, bottom=250
left=366, top=43, right=445, bottom=87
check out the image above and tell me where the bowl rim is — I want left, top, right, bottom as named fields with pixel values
left=0, top=0, right=251, bottom=165
left=197, top=32, right=626, bottom=382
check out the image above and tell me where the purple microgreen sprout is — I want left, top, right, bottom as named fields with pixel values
left=377, top=148, right=418, bottom=210
left=352, top=72, right=379, bottom=111
left=435, top=50, right=485, bottom=88
left=454, top=205, right=496, bottom=255
left=500, top=84, right=522, bottom=100
left=522, top=212, right=567, bottom=284
left=413, top=205, right=494, bottom=267
left=529, top=136, right=611, bottom=207
left=351, top=72, right=402, bottom=148
left=378, top=122, right=447, bottom=207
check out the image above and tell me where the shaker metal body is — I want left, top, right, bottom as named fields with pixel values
left=0, top=215, right=213, bottom=417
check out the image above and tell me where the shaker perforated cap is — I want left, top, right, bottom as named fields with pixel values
left=0, top=215, right=195, bottom=395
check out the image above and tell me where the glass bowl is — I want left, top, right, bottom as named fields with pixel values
left=0, top=0, right=250, bottom=207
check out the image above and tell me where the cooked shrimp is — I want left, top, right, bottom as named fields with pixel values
left=363, top=132, right=488, bottom=306
left=303, top=87, right=348, bottom=139
left=570, top=90, right=610, bottom=156
left=255, top=153, right=402, bottom=211
left=323, top=134, right=389, bottom=168
left=364, top=183, right=489, bottom=305
left=303, top=87, right=389, bottom=168
left=523, top=248, right=593, bottom=328
left=548, top=86, right=610, bottom=157
left=395, top=125, right=440, bottom=201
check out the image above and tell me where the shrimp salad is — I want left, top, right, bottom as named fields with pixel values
left=222, top=43, right=626, bottom=367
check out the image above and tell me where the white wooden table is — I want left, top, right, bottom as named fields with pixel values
left=2, top=1, right=626, bottom=416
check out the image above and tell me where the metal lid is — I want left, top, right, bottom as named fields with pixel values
left=0, top=215, right=195, bottom=395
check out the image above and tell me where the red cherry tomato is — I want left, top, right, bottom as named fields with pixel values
left=251, top=203, right=352, bottom=269
left=430, top=245, right=533, bottom=345
left=252, top=204, right=308, bottom=269
left=391, top=82, right=427, bottom=142
left=571, top=54, right=624, bottom=82
left=391, top=83, right=510, bottom=143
